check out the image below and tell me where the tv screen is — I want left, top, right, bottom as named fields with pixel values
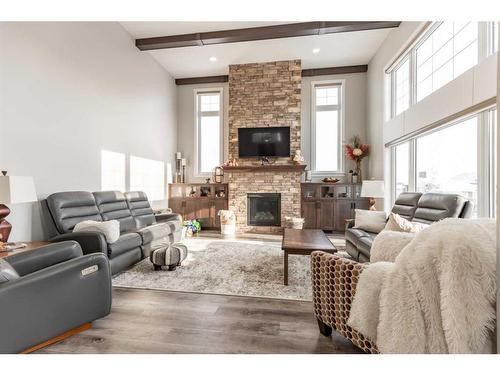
left=238, top=127, right=291, bottom=158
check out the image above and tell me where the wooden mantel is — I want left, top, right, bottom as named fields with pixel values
left=223, top=164, right=307, bottom=173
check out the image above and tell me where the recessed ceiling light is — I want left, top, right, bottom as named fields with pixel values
left=312, top=48, right=320, bottom=54
left=209, top=56, right=217, bottom=62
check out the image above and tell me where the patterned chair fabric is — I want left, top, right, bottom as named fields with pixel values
left=311, top=251, right=378, bottom=354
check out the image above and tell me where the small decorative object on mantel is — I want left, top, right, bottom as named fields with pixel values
left=292, top=150, right=305, bottom=165
left=321, top=177, right=340, bottom=184
left=223, top=158, right=239, bottom=167
left=205, top=178, right=211, bottom=184
left=213, top=166, right=224, bottom=183
left=344, top=136, right=369, bottom=182
left=1, top=171, right=7, bottom=176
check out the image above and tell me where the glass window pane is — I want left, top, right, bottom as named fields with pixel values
left=432, top=60, right=453, bottom=91
left=454, top=22, right=477, bottom=53
left=130, top=156, right=165, bottom=201
left=315, top=110, right=338, bottom=171
left=395, top=59, right=410, bottom=115
left=454, top=41, right=478, bottom=77
left=316, top=87, right=338, bottom=106
left=101, top=150, right=125, bottom=192
left=432, top=22, right=453, bottom=51
left=394, top=142, right=410, bottom=199
left=416, top=117, right=478, bottom=217
left=199, top=115, right=220, bottom=173
left=200, top=94, right=220, bottom=112
left=417, top=76, right=433, bottom=102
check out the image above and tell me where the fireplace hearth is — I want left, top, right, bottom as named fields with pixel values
left=247, top=193, right=281, bottom=227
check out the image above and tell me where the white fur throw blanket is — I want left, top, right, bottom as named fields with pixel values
left=348, top=218, right=497, bottom=353
left=370, top=230, right=416, bottom=262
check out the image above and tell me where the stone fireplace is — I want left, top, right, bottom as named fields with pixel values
left=247, top=193, right=281, bottom=227
left=226, top=60, right=302, bottom=233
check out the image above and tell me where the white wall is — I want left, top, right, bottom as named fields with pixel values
left=0, top=22, right=178, bottom=241
left=301, top=73, right=368, bottom=180
left=176, top=82, right=229, bottom=183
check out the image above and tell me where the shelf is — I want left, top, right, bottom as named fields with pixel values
left=223, top=164, right=307, bottom=173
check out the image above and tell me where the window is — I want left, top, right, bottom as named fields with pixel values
left=388, top=22, right=497, bottom=117
left=393, top=142, right=410, bottom=200
left=130, top=156, right=165, bottom=201
left=101, top=150, right=125, bottom=191
left=394, top=58, right=410, bottom=115
left=311, top=82, right=343, bottom=173
left=195, top=90, right=222, bottom=175
left=390, top=108, right=497, bottom=218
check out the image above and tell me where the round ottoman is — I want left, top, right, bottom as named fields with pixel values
left=150, top=242, right=188, bottom=271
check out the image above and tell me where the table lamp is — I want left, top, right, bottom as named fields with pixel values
left=0, top=176, right=37, bottom=242
left=361, top=180, right=384, bottom=211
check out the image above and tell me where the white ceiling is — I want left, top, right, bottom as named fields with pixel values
left=120, top=22, right=392, bottom=78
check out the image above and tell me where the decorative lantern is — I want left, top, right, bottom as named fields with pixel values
left=213, top=166, right=224, bottom=183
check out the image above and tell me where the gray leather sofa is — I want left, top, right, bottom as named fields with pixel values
left=42, top=191, right=182, bottom=275
left=0, top=241, right=111, bottom=353
left=345, top=192, right=473, bottom=262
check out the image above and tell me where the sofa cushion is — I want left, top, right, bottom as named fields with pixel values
left=384, top=213, right=429, bottom=233
left=46, top=191, right=102, bottom=233
left=391, top=192, right=422, bottom=220
left=412, top=193, right=467, bottom=224
left=135, top=223, right=171, bottom=245
left=353, top=209, right=387, bottom=233
left=107, top=232, right=142, bottom=259
left=357, top=237, right=374, bottom=259
left=93, top=191, right=136, bottom=233
left=125, top=191, right=156, bottom=229
left=74, top=220, right=120, bottom=244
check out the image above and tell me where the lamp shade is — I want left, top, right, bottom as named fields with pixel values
left=361, top=180, right=385, bottom=198
left=0, top=176, right=37, bottom=204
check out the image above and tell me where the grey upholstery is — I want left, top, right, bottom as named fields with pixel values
left=43, top=190, right=183, bottom=275
left=0, top=241, right=111, bottom=353
left=0, top=259, right=20, bottom=284
left=93, top=191, right=136, bottom=233
left=46, top=191, right=102, bottom=233
left=345, top=192, right=472, bottom=262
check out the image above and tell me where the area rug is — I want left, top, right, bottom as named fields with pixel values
left=113, top=236, right=346, bottom=301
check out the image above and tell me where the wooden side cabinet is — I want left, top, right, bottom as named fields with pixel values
left=300, top=183, right=369, bottom=232
left=168, top=183, right=229, bottom=229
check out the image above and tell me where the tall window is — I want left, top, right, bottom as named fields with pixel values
left=416, top=22, right=478, bottom=101
left=196, top=90, right=222, bottom=175
left=130, top=156, right=165, bottom=201
left=390, top=108, right=497, bottom=218
left=312, top=82, right=343, bottom=173
left=101, top=150, right=125, bottom=192
left=394, top=58, right=410, bottom=115
left=388, top=22, right=497, bottom=117
left=393, top=142, right=410, bottom=200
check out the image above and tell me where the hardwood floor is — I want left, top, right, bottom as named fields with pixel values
left=38, top=287, right=363, bottom=354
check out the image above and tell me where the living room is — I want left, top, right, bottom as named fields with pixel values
left=1, top=0, right=499, bottom=372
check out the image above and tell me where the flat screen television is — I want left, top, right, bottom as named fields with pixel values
left=238, top=127, right=291, bottom=158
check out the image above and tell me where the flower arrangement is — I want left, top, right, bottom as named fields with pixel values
left=184, top=219, right=201, bottom=237
left=344, top=136, right=369, bottom=180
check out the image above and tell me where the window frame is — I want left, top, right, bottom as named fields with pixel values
left=194, top=88, right=224, bottom=177
left=310, top=79, right=345, bottom=176
left=389, top=107, right=497, bottom=218
left=388, top=22, right=497, bottom=118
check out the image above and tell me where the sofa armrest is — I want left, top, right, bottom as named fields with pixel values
left=0, top=253, right=112, bottom=353
left=51, top=231, right=107, bottom=256
left=345, top=219, right=355, bottom=230
left=155, top=212, right=182, bottom=224
left=6, top=241, right=83, bottom=277
left=311, top=251, right=378, bottom=353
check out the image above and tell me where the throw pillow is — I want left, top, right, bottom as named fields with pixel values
left=384, top=213, right=429, bottom=233
left=353, top=209, right=387, bottom=233
left=73, top=220, right=120, bottom=244
left=0, top=258, right=20, bottom=284
left=370, top=230, right=416, bottom=263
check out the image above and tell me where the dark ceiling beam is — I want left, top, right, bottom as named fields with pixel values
left=301, top=65, right=367, bottom=77
left=136, top=21, right=401, bottom=51
left=175, top=65, right=368, bottom=85
left=175, top=75, right=229, bottom=86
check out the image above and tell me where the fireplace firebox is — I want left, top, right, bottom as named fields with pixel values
left=247, top=193, right=281, bottom=226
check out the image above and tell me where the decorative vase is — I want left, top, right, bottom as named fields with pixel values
left=355, top=160, right=362, bottom=182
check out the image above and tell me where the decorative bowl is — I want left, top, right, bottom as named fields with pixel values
left=321, top=177, right=340, bottom=183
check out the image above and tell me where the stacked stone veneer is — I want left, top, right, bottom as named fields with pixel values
left=227, top=60, right=302, bottom=233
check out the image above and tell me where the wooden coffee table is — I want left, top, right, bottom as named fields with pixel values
left=281, top=228, right=337, bottom=285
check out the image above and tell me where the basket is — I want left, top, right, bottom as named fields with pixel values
left=285, top=216, right=305, bottom=229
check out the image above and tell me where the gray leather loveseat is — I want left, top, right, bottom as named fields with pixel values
left=0, top=241, right=111, bottom=353
left=345, top=192, right=472, bottom=262
left=42, top=191, right=182, bottom=274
